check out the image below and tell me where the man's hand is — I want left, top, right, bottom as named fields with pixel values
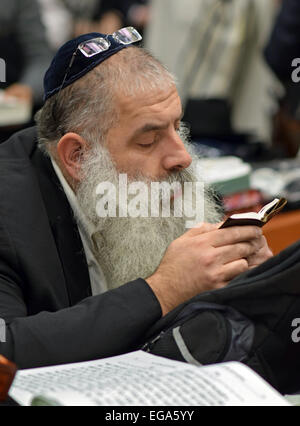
left=247, top=234, right=273, bottom=268
left=146, top=223, right=273, bottom=316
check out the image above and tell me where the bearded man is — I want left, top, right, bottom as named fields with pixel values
left=0, top=28, right=272, bottom=369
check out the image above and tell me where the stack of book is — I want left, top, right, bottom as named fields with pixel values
left=0, top=90, right=31, bottom=127
left=197, top=156, right=265, bottom=215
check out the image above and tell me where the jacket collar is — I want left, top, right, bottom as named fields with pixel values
left=30, top=143, right=92, bottom=305
left=0, top=126, right=92, bottom=305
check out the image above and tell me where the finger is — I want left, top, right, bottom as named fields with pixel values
left=216, top=242, right=258, bottom=264
left=184, top=222, right=219, bottom=238
left=247, top=246, right=274, bottom=268
left=221, top=258, right=249, bottom=282
left=258, top=235, right=269, bottom=252
left=247, top=235, right=267, bottom=254
left=211, top=226, right=263, bottom=248
left=248, top=237, right=273, bottom=260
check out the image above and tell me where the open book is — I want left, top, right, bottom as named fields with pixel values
left=220, top=198, right=287, bottom=229
left=9, top=351, right=289, bottom=406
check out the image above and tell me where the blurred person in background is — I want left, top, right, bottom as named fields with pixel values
left=146, top=0, right=280, bottom=148
left=38, top=0, right=99, bottom=50
left=36, top=0, right=151, bottom=64
left=265, top=0, right=300, bottom=157
left=265, top=0, right=300, bottom=83
left=37, top=0, right=75, bottom=52
left=74, top=0, right=150, bottom=37
left=0, top=0, right=52, bottom=108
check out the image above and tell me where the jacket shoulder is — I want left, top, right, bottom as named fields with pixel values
left=0, top=126, right=38, bottom=161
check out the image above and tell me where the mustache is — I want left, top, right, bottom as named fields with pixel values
left=125, top=163, right=197, bottom=187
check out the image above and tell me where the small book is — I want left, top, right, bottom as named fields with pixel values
left=8, top=351, right=290, bottom=406
left=220, top=198, right=287, bottom=229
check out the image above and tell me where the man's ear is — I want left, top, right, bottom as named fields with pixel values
left=57, top=132, right=87, bottom=182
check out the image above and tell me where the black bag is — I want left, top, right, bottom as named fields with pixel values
left=142, top=239, right=300, bottom=394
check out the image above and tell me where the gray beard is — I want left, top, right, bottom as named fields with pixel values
left=75, top=137, right=222, bottom=290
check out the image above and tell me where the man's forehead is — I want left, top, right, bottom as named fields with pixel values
left=116, top=85, right=182, bottom=120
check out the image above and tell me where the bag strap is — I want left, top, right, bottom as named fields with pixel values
left=172, top=327, right=203, bottom=366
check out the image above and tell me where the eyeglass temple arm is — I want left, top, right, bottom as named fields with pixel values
left=58, top=50, right=78, bottom=95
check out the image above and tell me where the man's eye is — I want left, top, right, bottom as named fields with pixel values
left=138, top=142, right=155, bottom=148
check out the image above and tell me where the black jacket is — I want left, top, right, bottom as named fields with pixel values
left=0, top=127, right=161, bottom=369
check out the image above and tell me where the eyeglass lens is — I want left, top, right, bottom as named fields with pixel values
left=78, top=38, right=111, bottom=57
left=113, top=27, right=142, bottom=44
left=78, top=27, right=142, bottom=57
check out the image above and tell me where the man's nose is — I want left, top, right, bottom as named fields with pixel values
left=162, top=134, right=193, bottom=172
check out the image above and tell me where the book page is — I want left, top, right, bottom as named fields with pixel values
left=9, top=351, right=289, bottom=406
left=230, top=212, right=261, bottom=220
left=258, top=198, right=280, bottom=217
left=227, top=198, right=283, bottom=222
